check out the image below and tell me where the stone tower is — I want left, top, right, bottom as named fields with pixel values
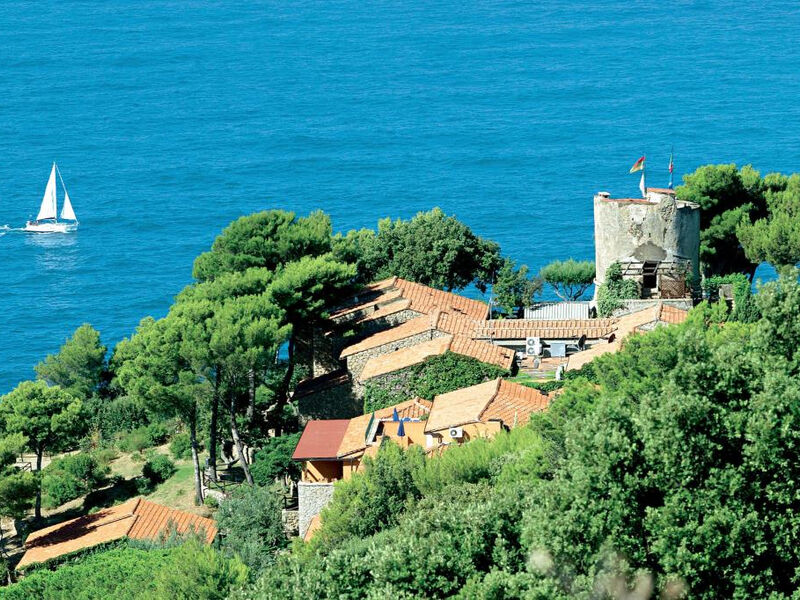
left=594, top=188, right=700, bottom=299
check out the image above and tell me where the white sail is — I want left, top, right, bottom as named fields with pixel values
left=36, top=164, right=57, bottom=221
left=61, top=190, right=76, bottom=221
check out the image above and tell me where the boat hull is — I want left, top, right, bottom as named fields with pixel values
left=24, top=221, right=76, bottom=233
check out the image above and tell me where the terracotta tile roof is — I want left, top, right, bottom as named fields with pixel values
left=292, top=419, right=350, bottom=460
left=424, top=378, right=548, bottom=433
left=566, top=304, right=677, bottom=371
left=341, top=310, right=483, bottom=358
left=18, top=498, right=217, bottom=569
left=331, top=277, right=489, bottom=325
left=336, top=398, right=432, bottom=458
left=647, top=187, right=676, bottom=195
left=341, top=315, right=437, bottom=358
left=331, top=290, right=400, bottom=319
left=480, top=380, right=550, bottom=426
left=358, top=335, right=513, bottom=381
left=359, top=336, right=453, bottom=381
left=473, top=318, right=616, bottom=340
left=394, top=278, right=489, bottom=320
left=658, top=304, right=689, bottom=324
left=425, top=379, right=501, bottom=433
left=435, top=310, right=482, bottom=336
left=127, top=498, right=217, bottom=544
left=292, top=370, right=350, bottom=399
left=450, top=336, right=515, bottom=370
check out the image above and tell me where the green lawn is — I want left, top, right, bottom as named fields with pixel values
left=508, top=371, right=555, bottom=385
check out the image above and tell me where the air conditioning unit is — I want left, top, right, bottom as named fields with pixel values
left=526, top=336, right=542, bottom=356
left=449, top=427, right=463, bottom=439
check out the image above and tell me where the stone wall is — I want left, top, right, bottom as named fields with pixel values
left=298, top=481, right=335, bottom=538
left=354, top=368, right=414, bottom=403
left=282, top=509, right=299, bottom=538
left=609, top=298, right=693, bottom=318
left=346, top=329, right=446, bottom=382
left=594, top=193, right=700, bottom=289
left=297, top=381, right=362, bottom=422
left=359, top=309, right=422, bottom=335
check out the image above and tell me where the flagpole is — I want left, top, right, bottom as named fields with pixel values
left=643, top=154, right=647, bottom=195
left=669, top=146, right=674, bottom=189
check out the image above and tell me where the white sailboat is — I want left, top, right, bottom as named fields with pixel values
left=25, top=163, right=78, bottom=233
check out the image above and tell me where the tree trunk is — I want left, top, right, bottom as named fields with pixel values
left=189, top=417, right=204, bottom=506
left=270, top=337, right=295, bottom=437
left=34, top=450, right=43, bottom=520
left=228, top=394, right=254, bottom=485
left=208, top=379, right=219, bottom=482
left=246, top=368, right=256, bottom=423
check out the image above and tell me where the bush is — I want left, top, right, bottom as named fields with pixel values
left=703, top=273, right=760, bottom=323
left=117, top=428, right=150, bottom=454
left=217, top=484, right=286, bottom=574
left=41, top=452, right=111, bottom=509
left=204, top=495, right=219, bottom=510
left=317, top=441, right=425, bottom=546
left=363, top=351, right=509, bottom=413
left=117, top=421, right=174, bottom=454
left=3, top=544, right=247, bottom=600
left=596, top=262, right=639, bottom=317
left=153, top=540, right=248, bottom=599
left=91, top=395, right=150, bottom=439
left=169, top=432, right=194, bottom=460
left=251, top=433, right=302, bottom=485
left=142, top=454, right=176, bottom=485
left=144, top=421, right=173, bottom=445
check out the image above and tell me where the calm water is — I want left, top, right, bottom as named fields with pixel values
left=1, top=1, right=797, bottom=393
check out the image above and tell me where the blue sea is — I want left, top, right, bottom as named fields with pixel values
left=1, top=1, right=798, bottom=393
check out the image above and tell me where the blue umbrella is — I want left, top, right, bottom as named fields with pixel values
left=392, top=408, right=399, bottom=422
left=397, top=419, right=406, bottom=437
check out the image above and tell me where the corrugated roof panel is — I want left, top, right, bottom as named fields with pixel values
left=524, top=302, right=591, bottom=321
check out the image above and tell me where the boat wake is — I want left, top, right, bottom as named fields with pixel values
left=0, top=225, right=35, bottom=235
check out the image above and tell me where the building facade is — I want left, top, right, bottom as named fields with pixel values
left=594, top=188, right=700, bottom=299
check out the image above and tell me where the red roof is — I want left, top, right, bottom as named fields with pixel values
left=292, top=419, right=350, bottom=460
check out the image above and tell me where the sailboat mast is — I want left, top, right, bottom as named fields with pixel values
left=53, top=162, right=59, bottom=222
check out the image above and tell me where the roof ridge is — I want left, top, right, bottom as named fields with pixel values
left=477, top=378, right=504, bottom=421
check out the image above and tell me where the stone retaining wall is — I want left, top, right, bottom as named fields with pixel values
left=282, top=509, right=299, bottom=538
left=346, top=329, right=446, bottom=382
left=298, top=481, right=335, bottom=538
left=610, top=298, right=693, bottom=317
left=297, top=381, right=361, bottom=422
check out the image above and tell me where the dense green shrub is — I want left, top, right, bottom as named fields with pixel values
left=4, top=544, right=247, bottom=600
left=596, top=262, right=639, bottom=317
left=317, top=441, right=425, bottom=546
left=703, top=272, right=760, bottom=323
left=4, top=547, right=174, bottom=599
left=90, top=395, right=150, bottom=439
left=413, top=426, right=549, bottom=495
left=217, top=484, right=287, bottom=575
left=363, top=351, right=509, bottom=412
left=41, top=452, right=111, bottom=509
left=152, top=540, right=248, bottom=599
left=168, top=432, right=193, bottom=460
left=239, top=484, right=527, bottom=600
left=117, top=421, right=174, bottom=454
left=250, top=433, right=301, bottom=485
left=142, top=453, right=176, bottom=484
